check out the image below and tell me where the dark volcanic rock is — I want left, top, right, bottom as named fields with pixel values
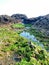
left=11, top=14, right=28, bottom=23
left=23, top=16, right=44, bottom=24
left=34, top=15, right=49, bottom=29
left=11, top=14, right=37, bottom=24
left=11, top=14, right=27, bottom=19
left=23, top=18, right=38, bottom=24
left=0, top=15, right=16, bottom=24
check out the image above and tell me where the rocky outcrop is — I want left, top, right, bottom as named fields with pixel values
left=11, top=14, right=28, bottom=23
left=34, top=15, right=49, bottom=30
left=0, top=15, right=16, bottom=24
left=0, top=14, right=49, bottom=31
left=11, top=14, right=27, bottom=19
left=0, top=15, right=22, bottom=24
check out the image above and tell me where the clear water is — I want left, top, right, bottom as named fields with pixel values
left=20, top=31, right=44, bottom=48
left=20, top=31, right=38, bottom=42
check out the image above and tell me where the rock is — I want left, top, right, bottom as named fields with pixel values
left=11, top=14, right=28, bottom=23
left=0, top=15, right=22, bottom=24
left=11, top=14, right=27, bottom=19
left=0, top=15, right=15, bottom=24
left=34, top=15, right=49, bottom=29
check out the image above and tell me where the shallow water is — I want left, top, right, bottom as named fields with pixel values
left=20, top=31, right=44, bottom=48
left=20, top=31, right=38, bottom=42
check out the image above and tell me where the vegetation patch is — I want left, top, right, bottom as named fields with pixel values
left=11, top=23, right=25, bottom=29
left=0, top=25, right=49, bottom=65
left=25, top=27, right=49, bottom=50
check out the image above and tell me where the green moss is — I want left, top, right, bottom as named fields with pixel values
left=11, top=23, right=25, bottom=29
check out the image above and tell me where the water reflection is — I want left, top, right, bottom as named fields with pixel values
left=20, top=31, right=39, bottom=42
left=20, top=31, right=44, bottom=48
